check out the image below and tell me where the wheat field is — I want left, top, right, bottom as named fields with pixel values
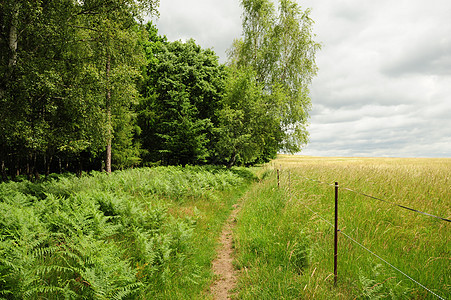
left=234, top=155, right=450, bottom=299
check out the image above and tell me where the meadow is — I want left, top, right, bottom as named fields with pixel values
left=233, top=155, right=450, bottom=299
left=1, top=157, right=449, bottom=299
left=0, top=166, right=255, bottom=299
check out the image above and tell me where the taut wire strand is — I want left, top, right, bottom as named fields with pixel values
left=338, top=230, right=445, bottom=300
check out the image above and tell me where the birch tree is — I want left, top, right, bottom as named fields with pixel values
left=75, top=0, right=159, bottom=173
left=0, top=0, right=159, bottom=178
left=230, top=0, right=321, bottom=154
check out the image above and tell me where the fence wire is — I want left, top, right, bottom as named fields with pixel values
left=298, top=200, right=446, bottom=300
left=302, top=203, right=334, bottom=227
left=279, top=171, right=448, bottom=299
left=341, top=186, right=451, bottom=222
left=298, top=174, right=450, bottom=223
left=338, top=230, right=445, bottom=300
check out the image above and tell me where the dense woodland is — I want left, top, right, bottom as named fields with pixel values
left=0, top=0, right=320, bottom=181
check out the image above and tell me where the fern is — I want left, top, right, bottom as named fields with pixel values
left=110, top=282, right=143, bottom=300
left=358, top=263, right=411, bottom=299
left=0, top=165, right=251, bottom=298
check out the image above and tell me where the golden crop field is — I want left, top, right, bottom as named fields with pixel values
left=234, top=155, right=450, bottom=299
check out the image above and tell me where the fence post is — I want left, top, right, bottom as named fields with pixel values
left=288, top=170, right=291, bottom=192
left=334, top=182, right=339, bottom=286
left=277, top=169, right=280, bottom=188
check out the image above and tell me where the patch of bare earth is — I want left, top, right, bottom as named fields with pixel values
left=210, top=204, right=240, bottom=300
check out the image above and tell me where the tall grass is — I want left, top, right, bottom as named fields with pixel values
left=234, top=155, right=450, bottom=299
left=0, top=166, right=254, bottom=299
left=233, top=177, right=311, bottom=299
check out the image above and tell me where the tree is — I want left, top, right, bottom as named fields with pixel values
left=230, top=0, right=320, bottom=155
left=138, top=35, right=226, bottom=166
left=0, top=0, right=159, bottom=179
left=74, top=0, right=159, bottom=173
left=0, top=0, right=93, bottom=179
left=215, top=66, right=282, bottom=167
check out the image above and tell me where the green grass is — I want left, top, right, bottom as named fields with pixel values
left=2, top=158, right=448, bottom=299
left=233, top=155, right=450, bottom=299
left=0, top=165, right=255, bottom=299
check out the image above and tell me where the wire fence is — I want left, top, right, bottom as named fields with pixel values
left=299, top=175, right=450, bottom=223
left=277, top=168, right=449, bottom=300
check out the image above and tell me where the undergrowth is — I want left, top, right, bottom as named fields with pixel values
left=0, top=166, right=255, bottom=299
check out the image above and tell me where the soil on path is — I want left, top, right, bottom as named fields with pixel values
left=210, top=203, right=240, bottom=300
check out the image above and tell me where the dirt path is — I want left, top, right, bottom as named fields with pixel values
left=210, top=203, right=240, bottom=300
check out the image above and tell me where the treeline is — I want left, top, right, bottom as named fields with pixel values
left=0, top=0, right=320, bottom=181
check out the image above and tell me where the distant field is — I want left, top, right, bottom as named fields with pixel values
left=234, top=155, right=450, bottom=299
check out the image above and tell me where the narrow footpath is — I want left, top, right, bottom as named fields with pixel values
left=210, top=203, right=240, bottom=300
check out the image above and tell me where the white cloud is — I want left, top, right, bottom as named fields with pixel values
left=152, top=0, right=451, bottom=157
left=301, top=0, right=451, bottom=157
left=154, top=0, right=242, bottom=62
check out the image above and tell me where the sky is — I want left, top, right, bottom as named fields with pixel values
left=153, top=0, right=451, bottom=158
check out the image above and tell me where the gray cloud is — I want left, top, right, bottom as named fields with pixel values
left=383, top=38, right=451, bottom=76
left=301, top=0, right=451, bottom=157
left=152, top=0, right=451, bottom=158
left=153, top=0, right=242, bottom=62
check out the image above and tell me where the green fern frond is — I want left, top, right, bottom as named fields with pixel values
left=23, top=285, right=71, bottom=298
left=110, top=282, right=144, bottom=300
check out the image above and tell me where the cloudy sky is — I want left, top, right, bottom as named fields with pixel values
left=153, top=0, right=451, bottom=158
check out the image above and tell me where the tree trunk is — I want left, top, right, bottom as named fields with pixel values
left=32, top=152, right=39, bottom=181
left=105, top=55, right=112, bottom=174
left=1, top=160, right=7, bottom=182
left=227, top=152, right=237, bottom=169
left=12, top=156, right=19, bottom=180
left=45, top=154, right=52, bottom=177
left=26, top=154, right=31, bottom=181
left=77, top=159, right=82, bottom=177
left=8, top=2, right=19, bottom=69
left=106, top=120, right=112, bottom=173
left=0, top=2, right=19, bottom=100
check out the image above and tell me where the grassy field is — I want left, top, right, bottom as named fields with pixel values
left=0, top=166, right=255, bottom=299
left=1, top=157, right=449, bottom=299
left=233, top=155, right=450, bottom=299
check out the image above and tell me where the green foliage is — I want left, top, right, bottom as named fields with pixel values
left=0, top=165, right=251, bottom=298
left=112, top=107, right=142, bottom=169
left=1, top=1, right=319, bottom=175
left=357, top=264, right=410, bottom=299
left=0, top=0, right=159, bottom=178
left=138, top=34, right=227, bottom=166
left=230, top=0, right=321, bottom=154
left=215, top=66, right=281, bottom=166
left=0, top=0, right=93, bottom=179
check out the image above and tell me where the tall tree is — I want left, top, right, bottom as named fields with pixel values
left=238, top=0, right=276, bottom=84
left=0, top=0, right=89, bottom=179
left=231, top=0, right=320, bottom=155
left=215, top=66, right=282, bottom=167
left=75, top=0, right=159, bottom=173
left=139, top=36, right=226, bottom=166
left=0, top=0, right=159, bottom=179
